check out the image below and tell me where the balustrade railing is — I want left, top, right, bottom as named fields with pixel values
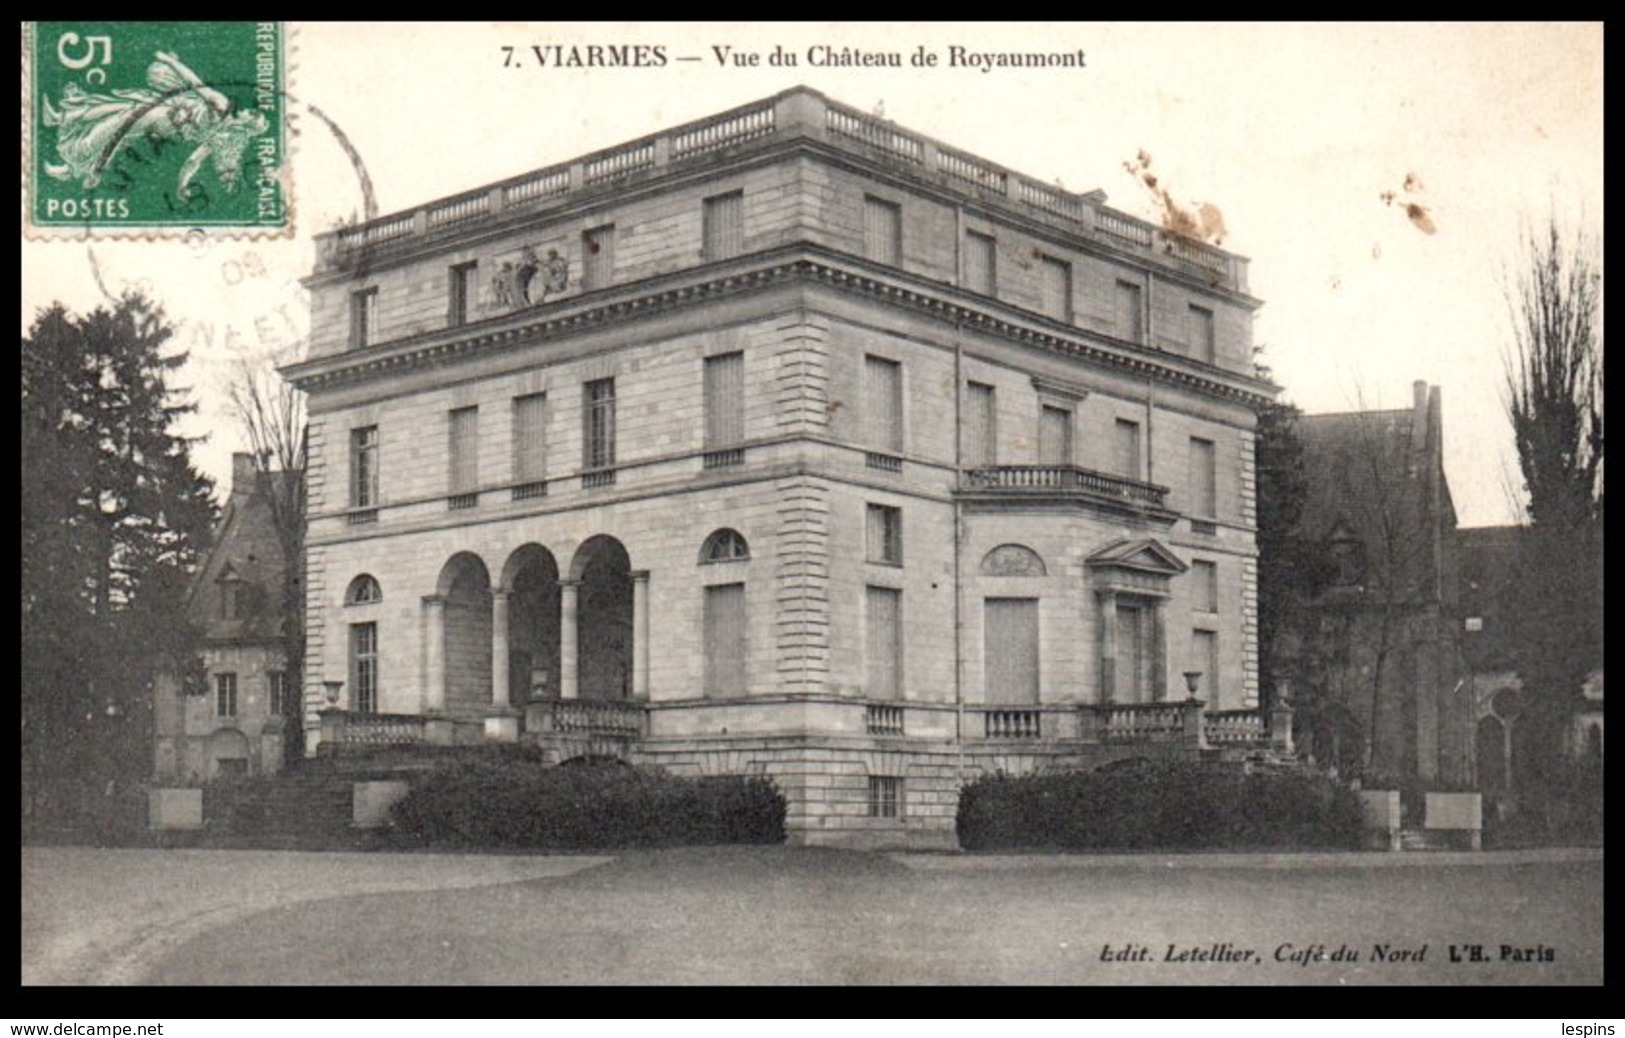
left=866, top=704, right=905, bottom=736
left=1203, top=709, right=1267, bottom=745
left=318, top=90, right=1239, bottom=293
left=825, top=106, right=924, bottom=164
left=962, top=465, right=1168, bottom=507
left=1097, top=701, right=1187, bottom=742
left=336, top=711, right=425, bottom=746
left=983, top=709, right=1043, bottom=739
left=672, top=104, right=776, bottom=159
left=533, top=698, right=646, bottom=738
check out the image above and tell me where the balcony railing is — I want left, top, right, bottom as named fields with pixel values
left=866, top=703, right=905, bottom=736
left=961, top=465, right=1169, bottom=508
left=1203, top=709, right=1267, bottom=745
left=319, top=709, right=425, bottom=747
left=1094, top=701, right=1189, bottom=742
left=983, top=709, right=1043, bottom=739
left=313, top=89, right=1244, bottom=292
left=528, top=697, right=647, bottom=738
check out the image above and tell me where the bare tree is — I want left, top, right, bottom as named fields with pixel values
left=228, top=360, right=308, bottom=765
left=1501, top=219, right=1603, bottom=798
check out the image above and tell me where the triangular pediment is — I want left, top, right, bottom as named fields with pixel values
left=1086, top=537, right=1188, bottom=576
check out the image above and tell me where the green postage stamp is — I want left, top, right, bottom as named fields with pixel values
left=25, top=21, right=288, bottom=235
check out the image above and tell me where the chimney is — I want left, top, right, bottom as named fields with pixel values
left=1411, top=380, right=1430, bottom=452
left=231, top=452, right=258, bottom=495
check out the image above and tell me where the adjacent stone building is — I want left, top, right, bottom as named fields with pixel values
left=1288, top=383, right=1474, bottom=787
left=154, top=454, right=297, bottom=781
left=282, top=87, right=1282, bottom=846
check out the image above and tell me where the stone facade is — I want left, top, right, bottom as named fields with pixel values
left=284, top=87, right=1277, bottom=847
left=154, top=454, right=295, bottom=781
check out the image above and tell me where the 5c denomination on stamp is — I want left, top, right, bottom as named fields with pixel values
left=25, top=21, right=288, bottom=236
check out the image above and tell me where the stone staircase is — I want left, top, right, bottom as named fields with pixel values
left=204, top=762, right=364, bottom=848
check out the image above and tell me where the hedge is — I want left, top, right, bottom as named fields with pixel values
left=388, top=759, right=786, bottom=848
left=957, top=760, right=1365, bottom=851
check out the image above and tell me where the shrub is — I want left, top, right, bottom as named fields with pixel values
left=388, top=760, right=786, bottom=849
left=956, top=760, right=1365, bottom=851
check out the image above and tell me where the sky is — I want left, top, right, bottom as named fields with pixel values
left=21, top=22, right=1603, bottom=528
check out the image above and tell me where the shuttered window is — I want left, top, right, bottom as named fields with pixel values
left=964, top=231, right=996, bottom=295
left=582, top=224, right=615, bottom=290
left=1193, top=560, right=1219, bottom=613
left=864, top=355, right=903, bottom=454
left=1116, top=280, right=1143, bottom=343
left=448, top=406, right=478, bottom=495
left=704, top=352, right=745, bottom=448
left=448, top=262, right=476, bottom=327
left=703, top=583, right=747, bottom=698
left=583, top=379, right=616, bottom=470
left=1116, top=603, right=1146, bottom=704
left=1040, top=256, right=1072, bottom=322
left=1038, top=405, right=1072, bottom=465
left=864, top=196, right=902, bottom=266
left=1190, top=436, right=1217, bottom=517
left=1114, top=418, right=1142, bottom=479
left=965, top=381, right=996, bottom=466
left=703, top=191, right=745, bottom=261
left=1189, top=305, right=1216, bottom=363
left=866, top=586, right=903, bottom=701
left=984, top=598, right=1039, bottom=705
left=512, top=393, right=548, bottom=484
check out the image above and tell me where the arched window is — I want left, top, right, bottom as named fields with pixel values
left=346, top=574, right=383, bottom=604
left=700, top=529, right=750, bottom=564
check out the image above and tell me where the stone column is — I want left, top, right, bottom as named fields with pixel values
left=631, top=570, right=651, bottom=701
left=559, top=579, right=580, bottom=700
left=422, top=595, right=447, bottom=713
left=1097, top=590, right=1117, bottom=704
left=491, top=589, right=511, bottom=708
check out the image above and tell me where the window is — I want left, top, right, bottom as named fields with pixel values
left=218, top=571, right=242, bottom=620
left=1189, top=437, right=1217, bottom=518
left=512, top=393, right=548, bottom=490
left=703, top=191, right=745, bottom=261
left=964, top=231, right=996, bottom=295
left=1189, top=305, right=1216, bottom=363
left=215, top=672, right=238, bottom=718
left=863, top=196, right=902, bottom=266
left=1115, top=280, right=1143, bottom=344
left=864, top=355, right=903, bottom=455
left=267, top=670, right=288, bottom=715
left=868, top=775, right=903, bottom=819
left=1114, top=418, right=1142, bottom=480
left=448, top=406, right=479, bottom=501
left=867, top=504, right=903, bottom=566
left=701, top=528, right=750, bottom=564
left=865, top=586, right=903, bottom=701
left=984, top=598, right=1040, bottom=705
left=346, top=574, right=382, bottom=604
left=351, top=622, right=378, bottom=714
left=448, top=261, right=477, bottom=327
left=703, top=583, right=747, bottom=698
left=1039, top=255, right=1073, bottom=322
left=1038, top=405, right=1073, bottom=465
left=1193, top=560, right=1219, bottom=613
left=1191, top=629, right=1219, bottom=701
left=350, top=287, right=378, bottom=349
left=1465, top=617, right=1484, bottom=633
left=582, top=224, right=615, bottom=290
left=964, top=381, right=997, bottom=467
left=704, top=352, right=745, bottom=450
left=351, top=426, right=379, bottom=508
left=583, top=378, right=616, bottom=470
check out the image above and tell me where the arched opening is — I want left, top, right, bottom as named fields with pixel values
left=503, top=545, right=561, bottom=704
left=570, top=536, right=633, bottom=701
left=437, top=552, right=492, bottom=712
left=1476, top=715, right=1507, bottom=793
left=347, top=574, right=382, bottom=604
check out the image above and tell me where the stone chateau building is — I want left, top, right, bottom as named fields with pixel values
left=282, top=87, right=1284, bottom=847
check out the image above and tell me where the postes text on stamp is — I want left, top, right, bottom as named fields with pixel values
left=26, top=21, right=288, bottom=235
